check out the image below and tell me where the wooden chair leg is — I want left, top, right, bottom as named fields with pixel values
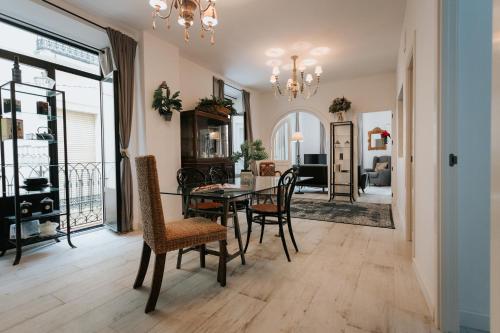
left=176, top=249, right=183, bottom=269
left=278, top=216, right=291, bottom=262
left=200, top=244, right=206, bottom=268
left=145, top=253, right=166, bottom=313
left=133, top=241, right=152, bottom=289
left=217, top=240, right=227, bottom=287
left=259, top=216, right=266, bottom=243
left=286, top=212, right=299, bottom=252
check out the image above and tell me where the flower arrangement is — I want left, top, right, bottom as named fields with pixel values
left=381, top=130, right=391, bottom=144
left=231, top=140, right=268, bottom=171
left=329, top=96, right=352, bottom=114
left=152, top=81, right=182, bottom=121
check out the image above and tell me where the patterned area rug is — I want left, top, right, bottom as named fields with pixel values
left=290, top=198, right=395, bottom=229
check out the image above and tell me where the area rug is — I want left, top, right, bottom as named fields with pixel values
left=289, top=199, right=395, bottom=229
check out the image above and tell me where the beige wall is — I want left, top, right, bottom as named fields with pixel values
left=394, top=0, right=440, bottom=321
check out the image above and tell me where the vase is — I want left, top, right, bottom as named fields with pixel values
left=162, top=110, right=173, bottom=121
left=240, top=170, right=253, bottom=185
left=335, top=111, right=345, bottom=122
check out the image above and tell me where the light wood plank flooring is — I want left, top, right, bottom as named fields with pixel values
left=0, top=212, right=436, bottom=333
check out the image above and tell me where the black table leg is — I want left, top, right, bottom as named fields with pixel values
left=232, top=203, right=246, bottom=265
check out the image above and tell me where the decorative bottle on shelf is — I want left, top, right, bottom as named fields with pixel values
left=12, top=56, right=22, bottom=83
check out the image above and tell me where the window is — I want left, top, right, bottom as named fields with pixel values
left=224, top=83, right=245, bottom=175
left=0, top=21, right=100, bottom=75
left=272, top=111, right=326, bottom=164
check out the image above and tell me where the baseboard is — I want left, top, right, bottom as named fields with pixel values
left=460, top=310, right=490, bottom=332
left=412, top=259, right=437, bottom=323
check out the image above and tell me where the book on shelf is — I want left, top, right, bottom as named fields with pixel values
left=1, top=118, right=24, bottom=141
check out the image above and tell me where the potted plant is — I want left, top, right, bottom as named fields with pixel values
left=381, top=130, right=391, bottom=144
left=329, top=96, right=352, bottom=122
left=196, top=95, right=237, bottom=116
left=152, top=81, right=182, bottom=121
left=231, top=140, right=268, bottom=181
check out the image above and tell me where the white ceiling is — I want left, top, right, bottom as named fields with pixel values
left=59, top=0, right=406, bottom=91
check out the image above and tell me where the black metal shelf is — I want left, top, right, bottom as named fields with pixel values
left=0, top=80, right=74, bottom=265
left=329, top=121, right=355, bottom=203
left=4, top=210, right=65, bottom=223
left=8, top=230, right=66, bottom=247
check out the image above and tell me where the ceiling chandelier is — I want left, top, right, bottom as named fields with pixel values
left=149, top=0, right=218, bottom=44
left=270, top=55, right=322, bottom=101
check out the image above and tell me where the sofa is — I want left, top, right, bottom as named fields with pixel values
left=295, top=164, right=328, bottom=191
left=366, top=156, right=391, bottom=186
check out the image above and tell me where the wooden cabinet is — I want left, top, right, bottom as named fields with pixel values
left=180, top=109, right=234, bottom=177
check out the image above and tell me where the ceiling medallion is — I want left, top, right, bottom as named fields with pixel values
left=270, top=55, right=322, bottom=101
left=149, top=0, right=218, bottom=44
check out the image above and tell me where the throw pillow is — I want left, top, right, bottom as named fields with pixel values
left=375, top=162, right=388, bottom=172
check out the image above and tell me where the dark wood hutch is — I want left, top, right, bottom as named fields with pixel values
left=180, top=109, right=235, bottom=177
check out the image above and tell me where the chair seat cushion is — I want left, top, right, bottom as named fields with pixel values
left=161, top=217, right=227, bottom=253
left=189, top=201, right=223, bottom=210
left=250, top=203, right=284, bottom=214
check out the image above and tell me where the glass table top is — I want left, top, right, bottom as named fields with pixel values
left=161, top=176, right=312, bottom=200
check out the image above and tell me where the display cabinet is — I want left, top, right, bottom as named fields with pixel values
left=0, top=81, right=74, bottom=265
left=181, top=109, right=234, bottom=177
left=329, top=121, right=354, bottom=203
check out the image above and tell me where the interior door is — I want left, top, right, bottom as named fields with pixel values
left=101, top=72, right=121, bottom=232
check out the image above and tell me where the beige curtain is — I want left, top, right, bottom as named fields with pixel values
left=106, top=27, right=137, bottom=233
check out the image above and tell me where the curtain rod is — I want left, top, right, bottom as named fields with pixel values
left=41, top=0, right=107, bottom=31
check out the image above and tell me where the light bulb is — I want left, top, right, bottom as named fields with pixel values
left=149, top=0, right=167, bottom=10
left=270, top=75, right=277, bottom=84
left=202, top=5, right=218, bottom=27
left=306, top=73, right=313, bottom=83
left=315, top=66, right=323, bottom=75
left=178, top=16, right=193, bottom=27
left=272, top=66, right=280, bottom=75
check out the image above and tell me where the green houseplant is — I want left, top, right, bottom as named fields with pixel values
left=196, top=95, right=237, bottom=116
left=152, top=81, right=182, bottom=121
left=329, top=96, right=352, bottom=122
left=231, top=140, right=268, bottom=172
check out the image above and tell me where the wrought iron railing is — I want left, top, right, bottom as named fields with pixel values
left=1, top=162, right=103, bottom=230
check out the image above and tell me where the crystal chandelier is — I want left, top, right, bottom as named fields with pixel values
left=270, top=55, right=322, bottom=101
left=149, top=0, right=218, bottom=44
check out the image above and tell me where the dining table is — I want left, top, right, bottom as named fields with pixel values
left=161, top=175, right=311, bottom=265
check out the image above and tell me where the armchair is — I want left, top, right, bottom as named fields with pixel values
left=366, top=156, right=391, bottom=186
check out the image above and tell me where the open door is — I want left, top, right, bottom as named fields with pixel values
left=101, top=72, right=121, bottom=232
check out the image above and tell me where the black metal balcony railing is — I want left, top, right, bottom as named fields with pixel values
left=1, top=162, right=104, bottom=230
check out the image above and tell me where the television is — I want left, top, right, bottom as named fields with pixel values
left=304, top=153, right=327, bottom=165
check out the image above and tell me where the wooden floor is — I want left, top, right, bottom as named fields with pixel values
left=0, top=212, right=437, bottom=333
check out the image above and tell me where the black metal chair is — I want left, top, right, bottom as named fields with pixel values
left=244, top=168, right=299, bottom=261
left=176, top=167, right=223, bottom=269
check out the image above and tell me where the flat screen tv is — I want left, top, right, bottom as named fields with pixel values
left=304, top=153, right=327, bottom=165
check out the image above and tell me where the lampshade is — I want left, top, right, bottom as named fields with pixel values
left=149, top=0, right=167, bottom=10
left=209, top=131, right=221, bottom=140
left=291, top=132, right=304, bottom=142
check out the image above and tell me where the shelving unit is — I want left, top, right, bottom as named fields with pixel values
left=329, top=121, right=354, bottom=203
left=0, top=81, right=74, bottom=265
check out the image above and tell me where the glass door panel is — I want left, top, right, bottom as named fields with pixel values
left=101, top=73, right=119, bottom=232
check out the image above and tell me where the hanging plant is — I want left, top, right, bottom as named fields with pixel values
left=152, top=81, right=182, bottom=121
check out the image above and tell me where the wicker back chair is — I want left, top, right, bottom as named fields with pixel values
left=134, top=155, right=228, bottom=313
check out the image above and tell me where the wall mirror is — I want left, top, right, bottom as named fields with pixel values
left=368, top=127, right=387, bottom=150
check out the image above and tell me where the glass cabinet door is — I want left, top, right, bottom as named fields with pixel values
left=196, top=116, right=229, bottom=159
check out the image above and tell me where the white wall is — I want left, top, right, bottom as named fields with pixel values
left=394, top=0, right=439, bottom=321
left=360, top=111, right=392, bottom=170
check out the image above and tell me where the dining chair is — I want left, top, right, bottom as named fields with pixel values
left=176, top=167, right=223, bottom=269
left=257, top=161, right=282, bottom=204
left=134, top=155, right=228, bottom=313
left=244, top=168, right=299, bottom=262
